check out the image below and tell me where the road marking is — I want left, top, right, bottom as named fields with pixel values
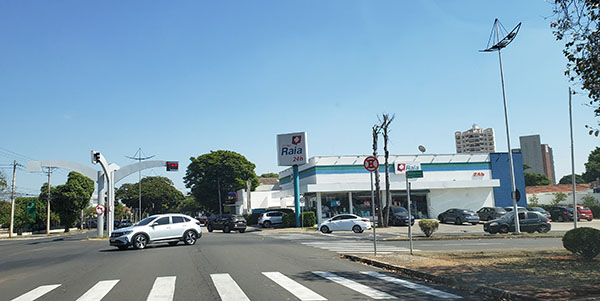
left=76, top=280, right=119, bottom=301
left=11, top=284, right=61, bottom=301
left=362, top=271, right=462, bottom=298
left=263, top=272, right=327, bottom=301
left=210, top=273, right=250, bottom=301
left=147, top=276, right=176, bottom=301
left=313, top=271, right=395, bottom=299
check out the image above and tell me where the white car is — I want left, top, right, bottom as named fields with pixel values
left=318, top=214, right=372, bottom=233
left=109, top=213, right=202, bottom=250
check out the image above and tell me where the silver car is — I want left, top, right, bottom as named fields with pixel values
left=109, top=213, right=202, bottom=250
left=258, top=211, right=284, bottom=228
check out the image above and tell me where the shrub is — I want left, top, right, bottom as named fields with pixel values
left=528, top=194, right=540, bottom=207
left=581, top=195, right=599, bottom=207
left=282, top=213, right=296, bottom=227
left=589, top=205, right=600, bottom=219
left=418, top=219, right=439, bottom=237
left=242, top=213, right=262, bottom=225
left=562, top=227, right=600, bottom=260
left=551, top=192, right=567, bottom=206
left=301, top=211, right=316, bottom=227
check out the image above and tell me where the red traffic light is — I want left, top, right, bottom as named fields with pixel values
left=166, top=161, right=179, bottom=171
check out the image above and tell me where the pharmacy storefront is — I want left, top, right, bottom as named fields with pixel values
left=278, top=153, right=527, bottom=224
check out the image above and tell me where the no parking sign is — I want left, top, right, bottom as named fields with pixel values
left=95, top=204, right=105, bottom=215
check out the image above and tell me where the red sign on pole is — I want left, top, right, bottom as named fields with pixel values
left=95, top=204, right=105, bottom=215
left=363, top=156, right=379, bottom=172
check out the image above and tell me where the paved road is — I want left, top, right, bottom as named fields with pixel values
left=0, top=230, right=478, bottom=300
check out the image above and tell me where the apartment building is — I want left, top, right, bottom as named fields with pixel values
left=455, top=124, right=496, bottom=154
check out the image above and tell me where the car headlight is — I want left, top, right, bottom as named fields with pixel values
left=121, top=230, right=133, bottom=235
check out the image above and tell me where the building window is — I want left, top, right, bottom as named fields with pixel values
left=351, top=192, right=373, bottom=217
left=321, top=192, right=349, bottom=218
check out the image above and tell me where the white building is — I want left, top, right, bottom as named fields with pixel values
left=455, top=124, right=496, bottom=154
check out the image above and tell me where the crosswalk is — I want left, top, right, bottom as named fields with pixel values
left=11, top=271, right=462, bottom=300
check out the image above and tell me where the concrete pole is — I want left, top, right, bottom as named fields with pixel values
left=370, top=171, right=377, bottom=256
left=407, top=178, right=413, bottom=255
left=97, top=171, right=105, bottom=237
left=46, top=168, right=52, bottom=235
left=9, top=160, right=17, bottom=238
left=569, top=87, right=578, bottom=229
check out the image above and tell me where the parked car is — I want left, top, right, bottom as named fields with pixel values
left=477, top=207, right=507, bottom=221
left=258, top=211, right=284, bottom=228
left=207, top=214, right=247, bottom=233
left=528, top=207, right=551, bottom=219
left=569, top=205, right=594, bottom=221
left=318, top=214, right=371, bottom=233
left=504, top=206, right=528, bottom=213
left=484, top=211, right=551, bottom=234
left=437, top=208, right=480, bottom=225
left=196, top=215, right=209, bottom=226
left=386, top=206, right=415, bottom=226
left=549, top=206, right=580, bottom=222
left=109, top=213, right=202, bottom=250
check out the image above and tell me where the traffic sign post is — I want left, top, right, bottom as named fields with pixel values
left=404, top=166, right=422, bottom=255
left=95, top=204, right=105, bottom=215
left=364, top=156, right=379, bottom=256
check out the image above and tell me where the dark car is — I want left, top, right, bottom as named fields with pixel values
left=528, top=207, right=551, bottom=219
left=387, top=206, right=415, bottom=226
left=549, top=206, right=580, bottom=222
left=477, top=207, right=507, bottom=221
left=196, top=215, right=209, bottom=226
left=484, top=211, right=551, bottom=234
left=438, top=208, right=480, bottom=225
left=207, top=214, right=247, bottom=233
left=504, top=206, right=528, bottom=213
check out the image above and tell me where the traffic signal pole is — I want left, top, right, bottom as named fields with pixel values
left=9, top=160, right=17, bottom=238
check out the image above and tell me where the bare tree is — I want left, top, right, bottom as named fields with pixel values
left=372, top=124, right=383, bottom=226
left=380, top=114, right=395, bottom=227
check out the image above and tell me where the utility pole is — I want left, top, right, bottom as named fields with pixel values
left=569, top=87, right=577, bottom=229
left=126, top=148, right=154, bottom=222
left=246, top=179, right=251, bottom=214
left=9, top=160, right=17, bottom=238
left=46, top=167, right=54, bottom=235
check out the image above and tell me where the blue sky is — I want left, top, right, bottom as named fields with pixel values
left=1, top=1, right=597, bottom=196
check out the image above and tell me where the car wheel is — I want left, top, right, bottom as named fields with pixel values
left=538, top=224, right=550, bottom=233
left=455, top=217, right=462, bottom=225
left=438, top=215, right=443, bottom=222
left=132, top=234, right=148, bottom=249
left=223, top=225, right=231, bottom=233
left=117, top=246, right=128, bottom=250
left=471, top=222, right=478, bottom=225
left=488, top=230, right=497, bottom=234
left=184, top=230, right=197, bottom=245
left=168, top=241, right=178, bottom=246
left=264, top=221, right=272, bottom=228
left=499, top=225, right=509, bottom=234
left=352, top=225, right=362, bottom=233
left=320, top=225, right=330, bottom=233
left=239, top=229, right=245, bottom=233
left=207, top=224, right=213, bottom=232
left=587, top=217, right=593, bottom=221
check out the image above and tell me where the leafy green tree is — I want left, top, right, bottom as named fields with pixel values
left=0, top=200, right=10, bottom=227
left=583, top=147, right=600, bottom=182
left=116, top=176, right=184, bottom=216
left=33, top=188, right=60, bottom=231
left=551, top=192, right=568, bottom=206
left=552, top=0, right=600, bottom=135
left=528, top=194, right=540, bottom=207
left=0, top=171, right=8, bottom=198
left=525, top=173, right=551, bottom=186
left=559, top=173, right=587, bottom=184
left=184, top=150, right=259, bottom=213
left=48, top=172, right=95, bottom=231
left=581, top=195, right=599, bottom=207
left=177, top=195, right=199, bottom=216
left=259, top=173, right=279, bottom=178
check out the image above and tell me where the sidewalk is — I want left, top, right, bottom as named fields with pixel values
left=0, top=228, right=89, bottom=239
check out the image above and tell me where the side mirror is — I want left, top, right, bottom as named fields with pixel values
left=151, top=222, right=159, bottom=227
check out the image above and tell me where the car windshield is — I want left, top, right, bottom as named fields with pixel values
left=392, top=207, right=408, bottom=214
left=581, top=207, right=590, bottom=211
left=136, top=216, right=156, bottom=226
left=500, top=212, right=514, bottom=221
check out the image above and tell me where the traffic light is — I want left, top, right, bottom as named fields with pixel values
left=91, top=151, right=101, bottom=164
left=166, top=161, right=179, bottom=171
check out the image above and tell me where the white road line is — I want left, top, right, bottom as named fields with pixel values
left=210, top=274, right=250, bottom=301
left=76, top=280, right=119, bottom=301
left=362, top=271, right=462, bottom=299
left=262, top=272, right=327, bottom=301
left=313, top=271, right=396, bottom=299
left=11, top=284, right=61, bottom=301
left=146, top=276, right=176, bottom=301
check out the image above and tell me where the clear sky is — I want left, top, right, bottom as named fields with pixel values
left=1, top=0, right=598, bottom=197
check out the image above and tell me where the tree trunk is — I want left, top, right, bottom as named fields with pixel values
left=372, top=125, right=383, bottom=227
left=381, top=114, right=395, bottom=227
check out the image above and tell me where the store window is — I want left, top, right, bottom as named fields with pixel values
left=351, top=192, right=373, bottom=217
left=321, top=192, right=349, bottom=218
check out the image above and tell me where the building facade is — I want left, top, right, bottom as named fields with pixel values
left=519, top=135, right=556, bottom=184
left=455, top=124, right=496, bottom=154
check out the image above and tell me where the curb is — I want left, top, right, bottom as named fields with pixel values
left=341, top=254, right=541, bottom=301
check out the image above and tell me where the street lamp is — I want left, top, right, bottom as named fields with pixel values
left=481, top=19, right=522, bottom=233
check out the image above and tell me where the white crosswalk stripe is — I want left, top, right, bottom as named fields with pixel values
left=11, top=284, right=61, bottom=301
left=313, top=271, right=396, bottom=299
left=210, top=273, right=251, bottom=301
left=362, top=271, right=463, bottom=299
left=262, top=272, right=327, bottom=301
left=76, top=280, right=119, bottom=301
left=146, top=276, right=176, bottom=301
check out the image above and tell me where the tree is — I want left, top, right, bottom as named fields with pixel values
left=559, top=173, right=587, bottom=184
left=525, top=172, right=551, bottom=186
left=583, top=147, right=600, bottom=182
left=528, top=194, right=540, bottom=207
left=0, top=200, right=10, bottom=227
left=13, top=197, right=36, bottom=232
left=184, top=150, right=259, bottom=214
left=259, top=173, right=278, bottom=178
left=49, top=172, right=95, bottom=231
left=581, top=194, right=599, bottom=207
left=176, top=195, right=199, bottom=216
left=551, top=191, right=568, bottom=206
left=0, top=171, right=8, bottom=198
left=380, top=113, right=395, bottom=227
left=117, top=176, right=185, bottom=216
left=371, top=125, right=383, bottom=226
left=552, top=0, right=600, bottom=136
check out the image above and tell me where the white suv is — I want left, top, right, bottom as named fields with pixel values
left=258, top=211, right=284, bottom=228
left=109, top=213, right=202, bottom=250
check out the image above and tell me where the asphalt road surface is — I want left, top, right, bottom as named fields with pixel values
left=0, top=230, right=485, bottom=301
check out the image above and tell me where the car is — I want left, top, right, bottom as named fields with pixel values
left=484, top=211, right=551, bottom=234
left=503, top=206, right=528, bottom=213
left=109, top=213, right=202, bottom=250
left=318, top=214, right=371, bottom=233
left=196, top=215, right=209, bottom=226
left=569, top=205, right=594, bottom=221
left=477, top=207, right=507, bottom=221
left=437, top=208, right=480, bottom=225
left=386, top=206, right=415, bottom=226
left=258, top=211, right=284, bottom=228
left=207, top=214, right=247, bottom=233
left=549, top=206, right=580, bottom=222
left=116, top=220, right=132, bottom=228
left=528, top=207, right=551, bottom=219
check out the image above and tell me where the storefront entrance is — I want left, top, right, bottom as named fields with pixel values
left=390, top=191, right=429, bottom=219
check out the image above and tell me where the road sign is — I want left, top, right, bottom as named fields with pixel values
left=406, top=170, right=423, bottom=178
left=395, top=161, right=421, bottom=174
left=277, top=132, right=308, bottom=166
left=363, top=156, right=379, bottom=172
left=95, top=204, right=105, bottom=215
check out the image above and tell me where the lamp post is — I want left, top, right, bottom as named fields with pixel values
left=569, top=87, right=577, bottom=229
left=481, top=19, right=522, bottom=233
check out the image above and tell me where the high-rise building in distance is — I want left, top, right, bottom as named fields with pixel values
left=519, top=135, right=556, bottom=184
left=455, top=124, right=496, bottom=154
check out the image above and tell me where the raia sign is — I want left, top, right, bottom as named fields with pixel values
left=394, top=161, right=421, bottom=174
left=277, top=132, right=308, bottom=166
